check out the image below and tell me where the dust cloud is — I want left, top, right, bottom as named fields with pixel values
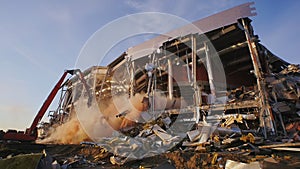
left=38, top=92, right=148, bottom=144
left=37, top=113, right=91, bottom=144
left=39, top=88, right=186, bottom=144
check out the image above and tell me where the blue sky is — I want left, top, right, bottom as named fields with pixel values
left=0, top=0, right=299, bottom=130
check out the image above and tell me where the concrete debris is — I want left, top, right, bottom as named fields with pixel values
left=152, top=124, right=175, bottom=142
left=96, top=124, right=182, bottom=165
left=225, top=160, right=261, bottom=169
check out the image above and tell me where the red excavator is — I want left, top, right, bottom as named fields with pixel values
left=0, top=69, right=91, bottom=142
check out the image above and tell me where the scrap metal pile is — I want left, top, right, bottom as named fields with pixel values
left=90, top=64, right=300, bottom=167
left=29, top=2, right=300, bottom=169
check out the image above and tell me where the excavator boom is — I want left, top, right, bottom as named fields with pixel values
left=27, top=71, right=69, bottom=135
left=2, top=70, right=75, bottom=141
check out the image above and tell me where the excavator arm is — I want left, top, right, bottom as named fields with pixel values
left=3, top=70, right=76, bottom=141
left=26, top=70, right=75, bottom=135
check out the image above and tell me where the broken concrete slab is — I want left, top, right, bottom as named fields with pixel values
left=225, top=160, right=261, bottom=169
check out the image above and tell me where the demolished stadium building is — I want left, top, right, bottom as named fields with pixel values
left=37, top=2, right=300, bottom=167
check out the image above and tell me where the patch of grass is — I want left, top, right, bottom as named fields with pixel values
left=0, top=153, right=42, bottom=169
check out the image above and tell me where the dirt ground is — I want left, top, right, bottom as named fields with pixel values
left=0, top=142, right=300, bottom=169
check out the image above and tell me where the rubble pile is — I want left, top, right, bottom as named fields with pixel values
left=267, top=64, right=300, bottom=141
left=165, top=151, right=300, bottom=169
left=78, top=63, right=300, bottom=168
left=1, top=140, right=300, bottom=169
